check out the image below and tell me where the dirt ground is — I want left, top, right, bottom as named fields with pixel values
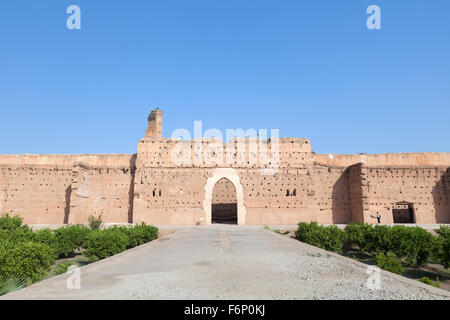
left=269, top=226, right=450, bottom=292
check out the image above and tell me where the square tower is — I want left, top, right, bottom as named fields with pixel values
left=145, top=109, right=163, bottom=138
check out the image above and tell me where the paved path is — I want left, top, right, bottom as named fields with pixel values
left=3, top=225, right=450, bottom=300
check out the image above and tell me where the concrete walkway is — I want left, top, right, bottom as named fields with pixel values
left=2, top=225, right=449, bottom=300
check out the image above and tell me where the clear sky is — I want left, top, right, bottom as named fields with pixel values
left=0, top=0, right=449, bottom=155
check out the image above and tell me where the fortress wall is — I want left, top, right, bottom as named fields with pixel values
left=242, top=165, right=356, bottom=225
left=277, top=138, right=313, bottom=167
left=241, top=163, right=361, bottom=225
left=361, top=166, right=450, bottom=224
left=131, top=159, right=360, bottom=225
left=240, top=168, right=313, bottom=224
left=133, top=167, right=209, bottom=225
left=0, top=165, right=73, bottom=224
left=1, top=124, right=448, bottom=226
left=314, top=153, right=450, bottom=167
left=133, top=137, right=317, bottom=225
left=347, top=163, right=366, bottom=222
left=0, top=154, right=134, bottom=167
left=0, top=154, right=136, bottom=225
left=243, top=208, right=317, bottom=225
left=136, top=138, right=312, bottom=169
left=240, top=168, right=310, bottom=210
left=308, top=165, right=352, bottom=224
left=69, top=161, right=135, bottom=224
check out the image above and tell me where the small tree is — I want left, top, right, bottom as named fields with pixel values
left=434, top=226, right=450, bottom=269
left=88, top=214, right=103, bottom=230
left=374, top=252, right=404, bottom=275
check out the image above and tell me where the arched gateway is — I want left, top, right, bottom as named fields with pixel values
left=203, top=168, right=247, bottom=225
left=211, top=178, right=237, bottom=224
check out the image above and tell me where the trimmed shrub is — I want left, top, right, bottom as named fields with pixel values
left=83, top=224, right=158, bottom=261
left=374, top=252, right=404, bottom=275
left=345, top=223, right=435, bottom=267
left=435, top=225, right=450, bottom=238
left=0, top=213, right=27, bottom=231
left=344, top=222, right=371, bottom=249
left=54, top=225, right=91, bottom=257
left=362, top=225, right=393, bottom=254
left=295, top=222, right=345, bottom=253
left=31, top=228, right=57, bottom=246
left=0, top=214, right=32, bottom=245
left=0, top=241, right=56, bottom=283
left=434, top=226, right=450, bottom=269
left=126, top=223, right=158, bottom=248
left=84, top=228, right=129, bottom=261
left=0, top=227, right=33, bottom=245
left=389, top=226, right=435, bottom=267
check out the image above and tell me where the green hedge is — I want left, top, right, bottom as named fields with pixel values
left=30, top=229, right=58, bottom=255
left=83, top=223, right=158, bottom=260
left=343, top=222, right=371, bottom=249
left=0, top=213, right=28, bottom=231
left=0, top=213, right=159, bottom=287
left=389, top=225, right=435, bottom=267
left=374, top=252, right=404, bottom=274
left=84, top=228, right=129, bottom=260
left=297, top=222, right=447, bottom=270
left=0, top=227, right=32, bottom=245
left=0, top=241, right=56, bottom=283
left=343, top=223, right=436, bottom=267
left=122, top=223, right=159, bottom=248
left=0, top=214, right=32, bottom=245
left=434, top=226, right=450, bottom=269
left=295, top=222, right=345, bottom=253
left=54, top=225, right=91, bottom=257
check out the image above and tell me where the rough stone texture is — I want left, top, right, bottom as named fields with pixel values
left=212, top=178, right=237, bottom=204
left=2, top=226, right=449, bottom=300
left=0, top=109, right=449, bottom=225
left=70, top=160, right=136, bottom=224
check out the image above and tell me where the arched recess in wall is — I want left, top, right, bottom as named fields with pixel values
left=203, top=168, right=247, bottom=225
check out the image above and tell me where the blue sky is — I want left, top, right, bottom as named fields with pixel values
left=0, top=0, right=449, bottom=155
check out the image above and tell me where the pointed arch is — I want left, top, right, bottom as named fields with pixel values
left=203, top=168, right=247, bottom=225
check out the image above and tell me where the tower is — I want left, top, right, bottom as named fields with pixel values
left=145, top=108, right=163, bottom=138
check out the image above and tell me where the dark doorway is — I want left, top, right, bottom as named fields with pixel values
left=211, top=178, right=237, bottom=225
left=392, top=202, right=415, bottom=223
left=212, top=203, right=238, bottom=224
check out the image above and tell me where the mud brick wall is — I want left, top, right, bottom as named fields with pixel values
left=212, top=178, right=237, bottom=204
left=0, top=154, right=135, bottom=225
left=0, top=113, right=449, bottom=226
left=70, top=160, right=136, bottom=224
left=133, top=167, right=210, bottom=225
left=314, top=153, right=450, bottom=167
left=307, top=165, right=352, bottom=224
left=347, top=163, right=366, bottom=223
left=239, top=167, right=314, bottom=224
left=362, top=166, right=450, bottom=224
left=136, top=137, right=312, bottom=169
left=0, top=165, right=72, bottom=224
